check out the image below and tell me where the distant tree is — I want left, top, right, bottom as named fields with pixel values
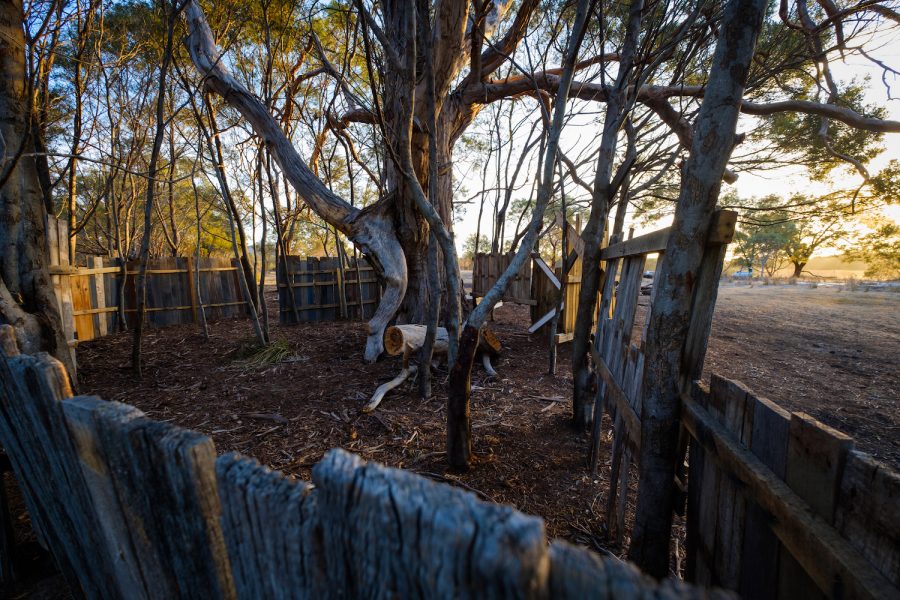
left=845, top=220, right=900, bottom=280
left=783, top=204, right=853, bottom=278
left=460, top=233, right=489, bottom=267
left=732, top=194, right=795, bottom=276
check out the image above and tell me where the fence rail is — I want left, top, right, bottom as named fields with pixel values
left=277, top=256, right=380, bottom=324
left=46, top=216, right=246, bottom=344
left=50, top=256, right=247, bottom=343
left=684, top=375, right=899, bottom=600
left=0, top=325, right=714, bottom=599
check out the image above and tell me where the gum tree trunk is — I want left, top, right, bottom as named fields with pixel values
left=446, top=0, right=592, bottom=469
left=571, top=0, right=645, bottom=429
left=0, top=0, right=76, bottom=381
left=628, top=0, right=768, bottom=577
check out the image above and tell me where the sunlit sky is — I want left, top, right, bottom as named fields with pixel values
left=451, top=31, right=900, bottom=254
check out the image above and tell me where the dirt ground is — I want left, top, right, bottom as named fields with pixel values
left=8, top=281, right=897, bottom=596
left=703, top=282, right=900, bottom=468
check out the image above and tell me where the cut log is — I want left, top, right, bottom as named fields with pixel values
left=383, top=324, right=500, bottom=361
left=366, top=325, right=502, bottom=412
left=479, top=327, right=501, bottom=356
left=383, top=324, right=450, bottom=358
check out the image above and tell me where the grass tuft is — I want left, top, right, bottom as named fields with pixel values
left=231, top=338, right=297, bottom=367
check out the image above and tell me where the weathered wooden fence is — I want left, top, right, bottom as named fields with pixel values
left=530, top=253, right=589, bottom=343
left=0, top=326, right=721, bottom=599
left=277, top=256, right=380, bottom=324
left=683, top=375, right=899, bottom=600
left=49, top=256, right=247, bottom=343
left=46, top=217, right=246, bottom=343
left=587, top=209, right=899, bottom=599
left=472, top=252, right=534, bottom=306
left=588, top=209, right=737, bottom=538
left=529, top=214, right=606, bottom=343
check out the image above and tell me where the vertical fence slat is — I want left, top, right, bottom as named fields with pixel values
left=834, top=450, right=900, bottom=588
left=83, top=400, right=236, bottom=599
left=737, top=394, right=790, bottom=599
left=312, top=449, right=550, bottom=598
left=0, top=334, right=120, bottom=597
left=216, top=453, right=321, bottom=599
left=778, top=413, right=853, bottom=599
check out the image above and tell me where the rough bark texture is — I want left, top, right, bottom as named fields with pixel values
left=0, top=0, right=76, bottom=380
left=446, top=0, right=592, bottom=469
left=447, top=324, right=479, bottom=469
left=184, top=2, right=405, bottom=362
left=628, top=0, right=768, bottom=577
left=571, top=0, right=645, bottom=430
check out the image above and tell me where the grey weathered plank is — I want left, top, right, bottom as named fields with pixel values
left=834, top=450, right=900, bottom=588
left=85, top=399, right=236, bottom=599
left=709, top=376, right=754, bottom=590
left=738, top=393, right=790, bottom=599
left=216, top=453, right=321, bottom=600
left=549, top=540, right=735, bottom=599
left=312, top=448, right=548, bottom=599
left=779, top=412, right=854, bottom=599
left=599, top=210, right=737, bottom=261
left=62, top=397, right=150, bottom=597
left=0, top=343, right=120, bottom=597
left=682, top=389, right=896, bottom=600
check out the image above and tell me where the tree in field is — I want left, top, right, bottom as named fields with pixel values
left=730, top=194, right=796, bottom=276
left=782, top=208, right=853, bottom=277
left=844, top=219, right=900, bottom=279
left=460, top=233, right=490, bottom=269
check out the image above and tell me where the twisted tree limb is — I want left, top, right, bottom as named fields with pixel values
left=183, top=1, right=406, bottom=361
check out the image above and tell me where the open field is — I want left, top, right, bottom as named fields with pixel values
left=72, top=281, right=900, bottom=563
left=704, top=282, right=900, bottom=467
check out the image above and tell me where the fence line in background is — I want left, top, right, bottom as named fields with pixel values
left=46, top=216, right=246, bottom=344
left=48, top=256, right=246, bottom=343
left=277, top=256, right=380, bottom=324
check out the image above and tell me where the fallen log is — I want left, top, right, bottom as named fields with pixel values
left=363, top=325, right=501, bottom=412
left=383, top=324, right=450, bottom=358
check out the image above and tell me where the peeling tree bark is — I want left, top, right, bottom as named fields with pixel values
left=0, top=0, right=76, bottom=381
left=628, top=0, right=768, bottom=577
left=184, top=2, right=406, bottom=361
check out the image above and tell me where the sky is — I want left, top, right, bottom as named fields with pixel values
left=451, top=30, right=900, bottom=255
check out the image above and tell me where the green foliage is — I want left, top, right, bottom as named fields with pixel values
left=844, top=221, right=900, bottom=279
left=758, top=81, right=885, bottom=180
left=870, top=160, right=900, bottom=205
left=461, top=233, right=490, bottom=265
left=732, top=194, right=796, bottom=276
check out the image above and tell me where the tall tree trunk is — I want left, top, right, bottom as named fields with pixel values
left=0, top=0, right=76, bottom=381
left=628, top=0, right=768, bottom=577
left=792, top=260, right=805, bottom=277
left=185, top=2, right=406, bottom=362
left=571, top=0, right=645, bottom=430
left=132, top=0, right=177, bottom=377
left=205, top=101, right=259, bottom=311
left=446, top=0, right=592, bottom=469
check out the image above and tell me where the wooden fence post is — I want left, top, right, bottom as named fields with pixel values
left=186, top=255, right=199, bottom=324
left=92, top=257, right=108, bottom=337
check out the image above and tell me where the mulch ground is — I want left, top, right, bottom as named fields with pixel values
left=76, top=299, right=639, bottom=560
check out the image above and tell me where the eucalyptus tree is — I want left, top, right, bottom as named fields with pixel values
left=0, top=0, right=76, bottom=378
